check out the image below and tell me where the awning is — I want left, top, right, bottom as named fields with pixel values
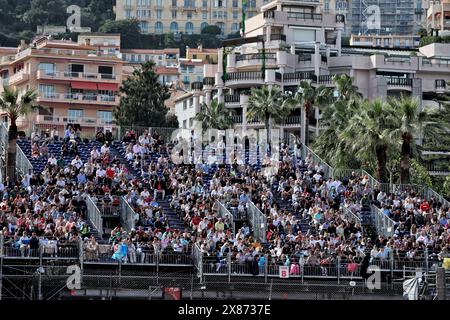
left=71, top=81, right=98, bottom=90
left=97, top=83, right=119, bottom=91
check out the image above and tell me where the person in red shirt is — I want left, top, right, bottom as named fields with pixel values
left=191, top=213, right=201, bottom=231
left=420, top=199, right=430, bottom=213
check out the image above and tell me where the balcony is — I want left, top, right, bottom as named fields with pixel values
left=270, top=34, right=286, bottom=42
left=36, top=115, right=114, bottom=127
left=224, top=94, right=240, bottom=106
left=386, top=77, right=413, bottom=90
left=231, top=115, right=242, bottom=124
left=37, top=70, right=119, bottom=82
left=282, top=71, right=314, bottom=83
left=191, top=81, right=203, bottom=90
left=224, top=71, right=265, bottom=88
left=282, top=116, right=301, bottom=127
left=235, top=53, right=277, bottom=69
left=371, top=55, right=418, bottom=71
left=421, top=58, right=450, bottom=71
left=203, top=77, right=215, bottom=86
left=8, top=71, right=29, bottom=85
left=37, top=93, right=120, bottom=105
left=287, top=12, right=323, bottom=21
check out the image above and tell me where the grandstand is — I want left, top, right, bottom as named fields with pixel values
left=0, top=124, right=449, bottom=300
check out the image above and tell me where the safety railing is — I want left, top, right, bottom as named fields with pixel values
left=120, top=196, right=139, bottom=233
left=301, top=144, right=334, bottom=179
left=216, top=200, right=235, bottom=234
left=1, top=238, right=80, bottom=260
left=192, top=243, right=203, bottom=279
left=371, top=205, right=395, bottom=238
left=16, top=143, right=33, bottom=176
left=333, top=168, right=380, bottom=191
left=86, top=195, right=103, bottom=238
left=246, top=201, right=267, bottom=243
left=340, top=206, right=362, bottom=228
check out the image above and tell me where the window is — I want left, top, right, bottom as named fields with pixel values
left=216, top=22, right=225, bottom=34
left=183, top=120, right=187, bottom=128
left=172, top=9, right=177, bottom=18
left=68, top=109, right=84, bottom=120
left=185, top=22, right=194, bottom=34
left=384, top=38, right=390, bottom=46
left=187, top=10, right=192, bottom=18
left=156, top=0, right=162, bottom=6
left=232, top=0, right=238, bottom=7
left=38, top=84, right=55, bottom=98
left=172, top=0, right=177, bottom=6
left=97, top=111, right=113, bottom=124
left=38, top=63, right=55, bottom=75
left=125, top=10, right=131, bottom=18
left=232, top=23, right=238, bottom=32
left=183, top=101, right=187, bottom=110
left=157, top=9, right=162, bottom=19
left=155, top=21, right=163, bottom=33
left=324, top=0, right=329, bottom=12
left=170, top=21, right=178, bottom=33
left=203, top=0, right=207, bottom=7
left=213, top=11, right=217, bottom=18
left=375, top=38, right=381, bottom=46
left=125, top=0, right=132, bottom=5
left=189, top=98, right=193, bottom=107
left=201, top=22, right=208, bottom=31
left=139, top=21, right=149, bottom=33
left=233, top=11, right=238, bottom=19
left=98, top=66, right=113, bottom=79
left=189, top=119, right=194, bottom=127
left=218, top=11, right=222, bottom=19
left=68, top=64, right=84, bottom=77
left=202, top=11, right=207, bottom=19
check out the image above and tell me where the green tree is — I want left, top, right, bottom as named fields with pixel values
left=201, top=25, right=221, bottom=35
left=332, top=74, right=362, bottom=101
left=341, top=99, right=398, bottom=183
left=292, top=81, right=331, bottom=145
left=114, top=61, right=171, bottom=127
left=247, top=85, right=293, bottom=149
left=99, top=19, right=142, bottom=48
left=388, top=96, right=446, bottom=184
left=443, top=175, right=450, bottom=199
left=0, top=87, right=38, bottom=184
left=22, top=0, right=67, bottom=29
left=409, top=159, right=432, bottom=187
left=165, top=113, right=179, bottom=128
left=194, top=99, right=234, bottom=132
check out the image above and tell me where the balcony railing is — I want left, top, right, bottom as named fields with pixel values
left=191, top=81, right=203, bottom=90
left=224, top=94, right=240, bottom=103
left=263, top=10, right=275, bottom=19
left=36, top=115, right=114, bottom=126
left=231, top=115, right=242, bottom=123
left=224, top=71, right=264, bottom=82
left=235, top=53, right=276, bottom=62
left=283, top=71, right=314, bottom=82
left=421, top=58, right=450, bottom=68
left=298, top=54, right=312, bottom=63
left=287, top=12, right=323, bottom=21
left=8, top=71, right=29, bottom=85
left=38, top=93, right=119, bottom=104
left=384, top=56, right=411, bottom=64
left=37, top=70, right=117, bottom=81
left=282, top=116, right=301, bottom=125
left=386, top=77, right=413, bottom=87
left=317, top=74, right=333, bottom=84
left=203, top=77, right=215, bottom=86
left=270, top=34, right=286, bottom=41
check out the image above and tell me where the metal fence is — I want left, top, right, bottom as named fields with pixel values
left=300, top=143, right=334, bottom=179
left=215, top=200, right=235, bottom=234
left=120, top=196, right=139, bottom=233
left=371, top=205, right=396, bottom=238
left=246, top=201, right=268, bottom=243
left=116, top=126, right=179, bottom=143
left=340, top=206, right=363, bottom=228
left=16, top=143, right=33, bottom=176
left=86, top=195, right=103, bottom=237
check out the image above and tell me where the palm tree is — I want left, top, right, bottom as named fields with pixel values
left=388, top=95, right=446, bottom=184
left=0, top=87, right=38, bottom=184
left=313, top=75, right=361, bottom=167
left=332, top=74, right=362, bottom=101
left=341, top=99, right=398, bottom=183
left=247, top=85, right=292, bottom=151
left=293, top=81, right=331, bottom=146
left=194, top=99, right=234, bottom=132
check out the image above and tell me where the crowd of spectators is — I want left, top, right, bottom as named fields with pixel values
left=1, top=127, right=448, bottom=272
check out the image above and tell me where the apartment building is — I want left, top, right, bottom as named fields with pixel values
left=174, top=0, right=450, bottom=145
left=0, top=34, right=124, bottom=136
left=186, top=45, right=218, bottom=64
left=427, top=0, right=450, bottom=34
left=179, top=58, right=204, bottom=87
left=114, top=0, right=267, bottom=35
left=350, top=34, right=421, bottom=48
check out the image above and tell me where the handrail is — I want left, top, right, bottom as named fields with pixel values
left=16, top=144, right=33, bottom=176
left=215, top=200, right=235, bottom=234
left=301, top=144, right=334, bottom=179
left=341, top=205, right=362, bottom=226
left=246, top=201, right=267, bottom=243
left=120, top=196, right=139, bottom=232
left=371, top=205, right=396, bottom=238
left=192, top=243, right=203, bottom=280
left=86, top=195, right=103, bottom=238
